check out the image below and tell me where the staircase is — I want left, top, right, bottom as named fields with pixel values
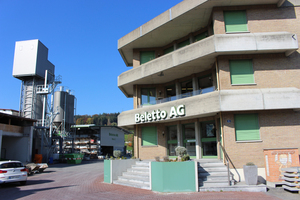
left=113, top=161, right=151, bottom=190
left=198, top=159, right=233, bottom=190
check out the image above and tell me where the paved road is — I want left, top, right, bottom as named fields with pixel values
left=0, top=160, right=298, bottom=200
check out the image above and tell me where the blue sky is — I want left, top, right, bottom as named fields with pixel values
left=0, top=0, right=182, bottom=115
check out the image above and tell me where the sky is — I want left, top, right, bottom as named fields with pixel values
left=0, top=0, right=183, bottom=115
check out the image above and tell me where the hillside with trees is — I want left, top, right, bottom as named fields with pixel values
left=75, top=113, right=119, bottom=126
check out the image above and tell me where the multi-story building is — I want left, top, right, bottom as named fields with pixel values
left=117, top=0, right=300, bottom=182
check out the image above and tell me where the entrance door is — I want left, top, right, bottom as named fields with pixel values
left=201, top=121, right=217, bottom=158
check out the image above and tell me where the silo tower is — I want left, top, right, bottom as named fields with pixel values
left=12, top=39, right=60, bottom=122
left=12, top=39, right=62, bottom=161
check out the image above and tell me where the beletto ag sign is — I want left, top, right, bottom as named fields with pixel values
left=135, top=105, right=185, bottom=123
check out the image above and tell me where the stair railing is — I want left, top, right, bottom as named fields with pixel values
left=218, top=142, right=241, bottom=184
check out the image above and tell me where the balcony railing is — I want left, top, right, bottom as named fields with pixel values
left=138, top=86, right=215, bottom=108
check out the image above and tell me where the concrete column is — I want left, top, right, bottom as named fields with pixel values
left=192, top=77, right=199, bottom=96
left=175, top=82, right=181, bottom=99
left=134, top=125, right=139, bottom=158
left=28, top=126, right=34, bottom=162
left=177, top=124, right=183, bottom=147
left=0, top=130, right=2, bottom=159
left=195, top=121, right=202, bottom=159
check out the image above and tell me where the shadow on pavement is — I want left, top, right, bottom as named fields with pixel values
left=0, top=184, right=76, bottom=200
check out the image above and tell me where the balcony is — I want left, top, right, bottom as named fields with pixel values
left=139, top=86, right=215, bottom=108
left=118, top=87, right=300, bottom=129
left=118, top=32, right=298, bottom=97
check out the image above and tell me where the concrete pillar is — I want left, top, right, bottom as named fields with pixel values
left=195, top=121, right=202, bottom=159
left=177, top=124, right=183, bottom=147
left=175, top=82, right=181, bottom=99
left=134, top=125, right=139, bottom=158
left=192, top=77, right=199, bottom=96
left=0, top=130, right=2, bottom=159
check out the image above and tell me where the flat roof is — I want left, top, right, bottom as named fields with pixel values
left=118, top=0, right=285, bottom=66
left=71, top=124, right=132, bottom=134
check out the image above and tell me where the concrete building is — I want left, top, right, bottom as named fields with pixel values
left=0, top=112, right=35, bottom=163
left=117, top=0, right=300, bottom=184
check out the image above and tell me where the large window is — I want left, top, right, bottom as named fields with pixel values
left=183, top=124, right=196, bottom=157
left=224, top=10, right=248, bottom=33
left=164, top=46, right=174, bottom=55
left=198, top=74, right=214, bottom=94
left=194, top=31, right=208, bottom=42
left=230, top=59, right=254, bottom=85
left=166, top=84, right=176, bottom=101
left=235, top=114, right=260, bottom=141
left=167, top=126, right=177, bottom=156
left=178, top=39, right=190, bottom=49
left=141, top=88, right=156, bottom=106
left=140, top=51, right=155, bottom=65
left=142, top=126, right=157, bottom=146
left=181, top=80, right=193, bottom=98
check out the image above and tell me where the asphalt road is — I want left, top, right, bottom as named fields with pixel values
left=0, top=160, right=298, bottom=200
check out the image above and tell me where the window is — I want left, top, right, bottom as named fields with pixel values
left=181, top=80, right=193, bottom=98
left=142, top=126, right=157, bottom=146
left=198, top=74, right=214, bottom=94
left=178, top=39, right=190, bottom=49
left=194, top=31, right=208, bottom=42
left=230, top=59, right=254, bottom=85
left=140, top=51, right=155, bottom=65
left=141, top=88, right=156, bottom=106
left=224, top=10, right=248, bottom=33
left=166, top=84, right=176, bottom=101
left=164, top=46, right=174, bottom=55
left=235, top=114, right=260, bottom=141
left=167, top=125, right=177, bottom=156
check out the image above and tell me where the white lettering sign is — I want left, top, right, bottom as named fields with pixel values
left=135, top=105, right=185, bottom=123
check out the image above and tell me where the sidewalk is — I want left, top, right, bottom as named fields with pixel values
left=0, top=160, right=298, bottom=200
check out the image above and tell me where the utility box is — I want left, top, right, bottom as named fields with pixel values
left=12, top=39, right=55, bottom=80
left=264, top=148, right=300, bottom=187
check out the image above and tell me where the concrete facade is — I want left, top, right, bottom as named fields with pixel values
left=117, top=0, right=300, bottom=182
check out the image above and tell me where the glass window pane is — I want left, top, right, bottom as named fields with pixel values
left=140, top=51, right=155, bottom=65
left=164, top=46, right=174, bottom=55
left=181, top=80, right=193, bottom=96
left=178, top=39, right=190, bottom=49
left=203, top=141, right=217, bottom=156
left=194, top=31, right=208, bottom=42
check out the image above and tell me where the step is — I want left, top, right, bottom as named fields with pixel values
left=200, top=181, right=230, bottom=187
left=123, top=171, right=149, bottom=178
left=198, top=171, right=228, bottom=177
left=199, top=176, right=228, bottom=181
left=127, top=168, right=149, bottom=173
left=136, top=161, right=150, bottom=167
left=113, top=180, right=151, bottom=190
left=118, top=176, right=150, bottom=185
left=132, top=165, right=149, bottom=170
left=199, top=162, right=226, bottom=168
left=198, top=167, right=227, bottom=172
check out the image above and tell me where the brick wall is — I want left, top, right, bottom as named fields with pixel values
left=222, top=110, right=300, bottom=168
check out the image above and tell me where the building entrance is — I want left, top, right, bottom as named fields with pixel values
left=201, top=121, right=217, bottom=158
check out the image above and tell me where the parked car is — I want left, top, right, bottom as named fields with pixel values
left=0, top=160, right=27, bottom=185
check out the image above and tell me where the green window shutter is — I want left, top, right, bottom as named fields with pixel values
left=140, top=51, right=155, bottom=65
left=142, top=126, right=157, bottom=146
left=194, top=31, right=208, bottom=42
left=230, top=59, right=254, bottom=84
left=164, top=46, right=174, bottom=55
left=178, top=39, right=190, bottom=49
left=235, top=114, right=260, bottom=141
left=224, top=11, right=248, bottom=33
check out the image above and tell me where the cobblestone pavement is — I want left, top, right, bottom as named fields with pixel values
left=0, top=160, right=297, bottom=200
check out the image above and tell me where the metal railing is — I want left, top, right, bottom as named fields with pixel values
left=218, top=142, right=241, bottom=185
left=138, top=86, right=215, bottom=108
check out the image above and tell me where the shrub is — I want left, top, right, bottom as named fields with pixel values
left=181, top=154, right=190, bottom=161
left=154, top=156, right=160, bottom=162
left=163, top=156, right=169, bottom=162
left=246, top=162, right=255, bottom=166
left=113, top=150, right=122, bottom=158
left=175, top=146, right=187, bottom=157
